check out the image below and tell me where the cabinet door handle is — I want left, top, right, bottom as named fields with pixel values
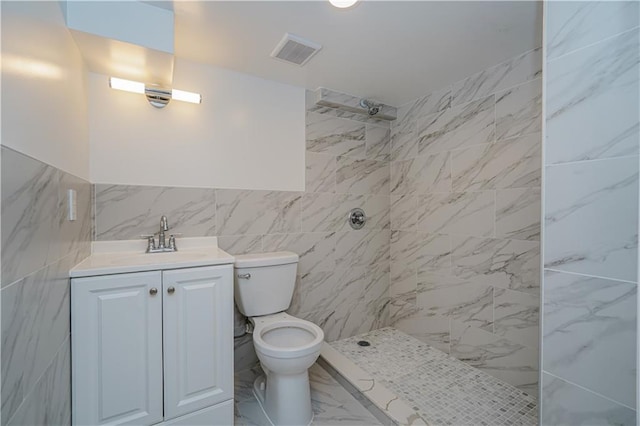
left=167, top=286, right=175, bottom=294
left=149, top=288, right=158, bottom=295
left=237, top=273, right=251, bottom=279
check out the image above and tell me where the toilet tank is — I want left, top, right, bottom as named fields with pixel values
left=234, top=251, right=299, bottom=317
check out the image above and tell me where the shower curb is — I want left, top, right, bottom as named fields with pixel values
left=319, top=343, right=430, bottom=426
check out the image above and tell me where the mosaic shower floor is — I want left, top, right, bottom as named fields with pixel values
left=328, top=328, right=538, bottom=426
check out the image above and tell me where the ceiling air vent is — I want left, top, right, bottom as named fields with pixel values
left=270, top=33, right=322, bottom=66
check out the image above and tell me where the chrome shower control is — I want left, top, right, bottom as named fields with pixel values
left=348, top=208, right=367, bottom=230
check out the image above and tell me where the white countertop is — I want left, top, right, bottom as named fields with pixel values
left=70, top=237, right=235, bottom=278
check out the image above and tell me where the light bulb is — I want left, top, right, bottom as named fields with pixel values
left=109, top=77, right=145, bottom=94
left=171, top=89, right=202, bottom=104
left=329, top=0, right=358, bottom=8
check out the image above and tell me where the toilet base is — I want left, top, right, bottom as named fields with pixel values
left=253, top=370, right=313, bottom=426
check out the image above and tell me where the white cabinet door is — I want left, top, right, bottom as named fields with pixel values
left=162, top=266, right=233, bottom=420
left=72, top=271, right=163, bottom=425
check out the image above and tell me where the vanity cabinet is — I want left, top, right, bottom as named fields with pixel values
left=72, top=265, right=233, bottom=425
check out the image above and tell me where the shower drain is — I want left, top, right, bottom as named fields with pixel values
left=357, top=340, right=371, bottom=347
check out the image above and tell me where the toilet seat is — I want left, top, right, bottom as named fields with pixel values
left=252, top=312, right=324, bottom=359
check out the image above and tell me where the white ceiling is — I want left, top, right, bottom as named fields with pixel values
left=172, top=1, right=542, bottom=106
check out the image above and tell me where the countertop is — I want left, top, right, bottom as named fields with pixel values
left=70, top=237, right=235, bottom=278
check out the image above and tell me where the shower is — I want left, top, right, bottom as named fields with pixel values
left=359, top=99, right=381, bottom=116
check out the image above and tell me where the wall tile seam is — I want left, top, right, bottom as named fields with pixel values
left=411, top=93, right=497, bottom=129
left=305, top=110, right=392, bottom=129
left=546, top=25, right=640, bottom=64
left=543, top=267, right=638, bottom=286
left=544, top=153, right=640, bottom=168
left=495, top=129, right=544, bottom=144
left=542, top=369, right=638, bottom=411
left=0, top=146, right=91, bottom=187
left=390, top=185, right=541, bottom=194
left=6, top=334, right=71, bottom=426
left=390, top=45, right=543, bottom=117
left=0, top=247, right=85, bottom=290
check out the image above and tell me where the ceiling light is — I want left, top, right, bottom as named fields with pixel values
left=329, top=0, right=358, bottom=8
left=108, top=77, right=202, bottom=108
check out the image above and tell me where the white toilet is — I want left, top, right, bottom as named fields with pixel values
left=234, top=251, right=324, bottom=426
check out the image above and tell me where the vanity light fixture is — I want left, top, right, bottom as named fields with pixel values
left=329, top=0, right=358, bottom=8
left=109, top=77, right=202, bottom=108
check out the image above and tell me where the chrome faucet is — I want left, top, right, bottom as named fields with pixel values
left=141, top=215, right=179, bottom=253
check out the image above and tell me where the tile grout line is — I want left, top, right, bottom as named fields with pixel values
left=542, top=370, right=637, bottom=412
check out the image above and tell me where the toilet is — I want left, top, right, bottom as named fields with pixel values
left=234, top=251, right=324, bottom=426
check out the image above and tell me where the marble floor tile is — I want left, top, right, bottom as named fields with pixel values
left=234, top=363, right=382, bottom=426
left=543, top=270, right=636, bottom=408
left=546, top=28, right=639, bottom=164
left=541, top=373, right=636, bottom=426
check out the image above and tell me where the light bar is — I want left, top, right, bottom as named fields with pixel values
left=171, top=89, right=202, bottom=104
left=108, top=77, right=202, bottom=108
left=109, top=77, right=145, bottom=94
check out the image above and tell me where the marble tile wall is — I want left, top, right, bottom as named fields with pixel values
left=387, top=47, right=542, bottom=396
left=1, top=146, right=92, bottom=425
left=93, top=99, right=392, bottom=367
left=540, top=2, right=639, bottom=423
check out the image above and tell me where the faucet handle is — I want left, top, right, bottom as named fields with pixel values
left=168, top=233, right=181, bottom=250
left=140, top=235, right=156, bottom=253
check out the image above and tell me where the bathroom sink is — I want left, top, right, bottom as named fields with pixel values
left=70, top=237, right=235, bottom=278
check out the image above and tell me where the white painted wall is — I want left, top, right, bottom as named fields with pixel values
left=88, top=58, right=306, bottom=191
left=1, top=1, right=90, bottom=180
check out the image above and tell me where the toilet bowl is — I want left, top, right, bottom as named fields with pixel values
left=233, top=252, right=325, bottom=426
left=251, top=312, right=324, bottom=426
